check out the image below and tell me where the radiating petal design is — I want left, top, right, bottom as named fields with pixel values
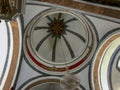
left=34, top=26, right=49, bottom=31
left=66, top=29, right=86, bottom=43
left=62, top=36, right=75, bottom=58
left=58, top=13, right=62, bottom=20
left=64, top=18, right=77, bottom=24
left=36, top=34, right=51, bottom=52
left=24, top=8, right=97, bottom=75
left=46, top=16, right=53, bottom=22
left=52, top=37, right=57, bottom=62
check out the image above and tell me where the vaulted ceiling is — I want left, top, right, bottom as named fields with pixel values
left=0, top=0, right=120, bottom=90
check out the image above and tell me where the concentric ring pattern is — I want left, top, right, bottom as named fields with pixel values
left=24, top=8, right=97, bottom=74
left=92, top=28, right=120, bottom=90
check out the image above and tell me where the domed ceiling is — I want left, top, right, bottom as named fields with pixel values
left=0, top=1, right=120, bottom=90
left=24, top=8, right=97, bottom=75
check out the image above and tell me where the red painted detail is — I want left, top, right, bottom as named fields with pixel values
left=25, top=22, right=94, bottom=72
left=26, top=45, right=49, bottom=70
left=26, top=42, right=89, bottom=72
left=69, top=58, right=85, bottom=69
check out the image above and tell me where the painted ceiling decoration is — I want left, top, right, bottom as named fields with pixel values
left=0, top=19, right=22, bottom=90
left=24, top=8, right=97, bottom=75
left=92, top=28, right=120, bottom=90
left=0, top=1, right=120, bottom=90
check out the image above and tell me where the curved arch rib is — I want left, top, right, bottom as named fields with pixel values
left=46, top=16, right=53, bottom=22
left=34, top=26, right=49, bottom=31
left=52, top=37, right=57, bottom=62
left=62, top=36, right=75, bottom=58
left=36, top=34, right=51, bottom=52
left=66, top=29, right=86, bottom=43
left=64, top=18, right=77, bottom=24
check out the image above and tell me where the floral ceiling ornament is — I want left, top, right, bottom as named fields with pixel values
left=34, top=13, right=86, bottom=62
left=46, top=13, right=67, bottom=38
left=24, top=8, right=97, bottom=74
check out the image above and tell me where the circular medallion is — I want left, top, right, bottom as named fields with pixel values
left=24, top=8, right=97, bottom=74
left=92, top=28, right=120, bottom=90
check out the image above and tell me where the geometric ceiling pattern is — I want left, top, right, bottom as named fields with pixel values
left=23, top=8, right=98, bottom=75
left=0, top=1, right=120, bottom=90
